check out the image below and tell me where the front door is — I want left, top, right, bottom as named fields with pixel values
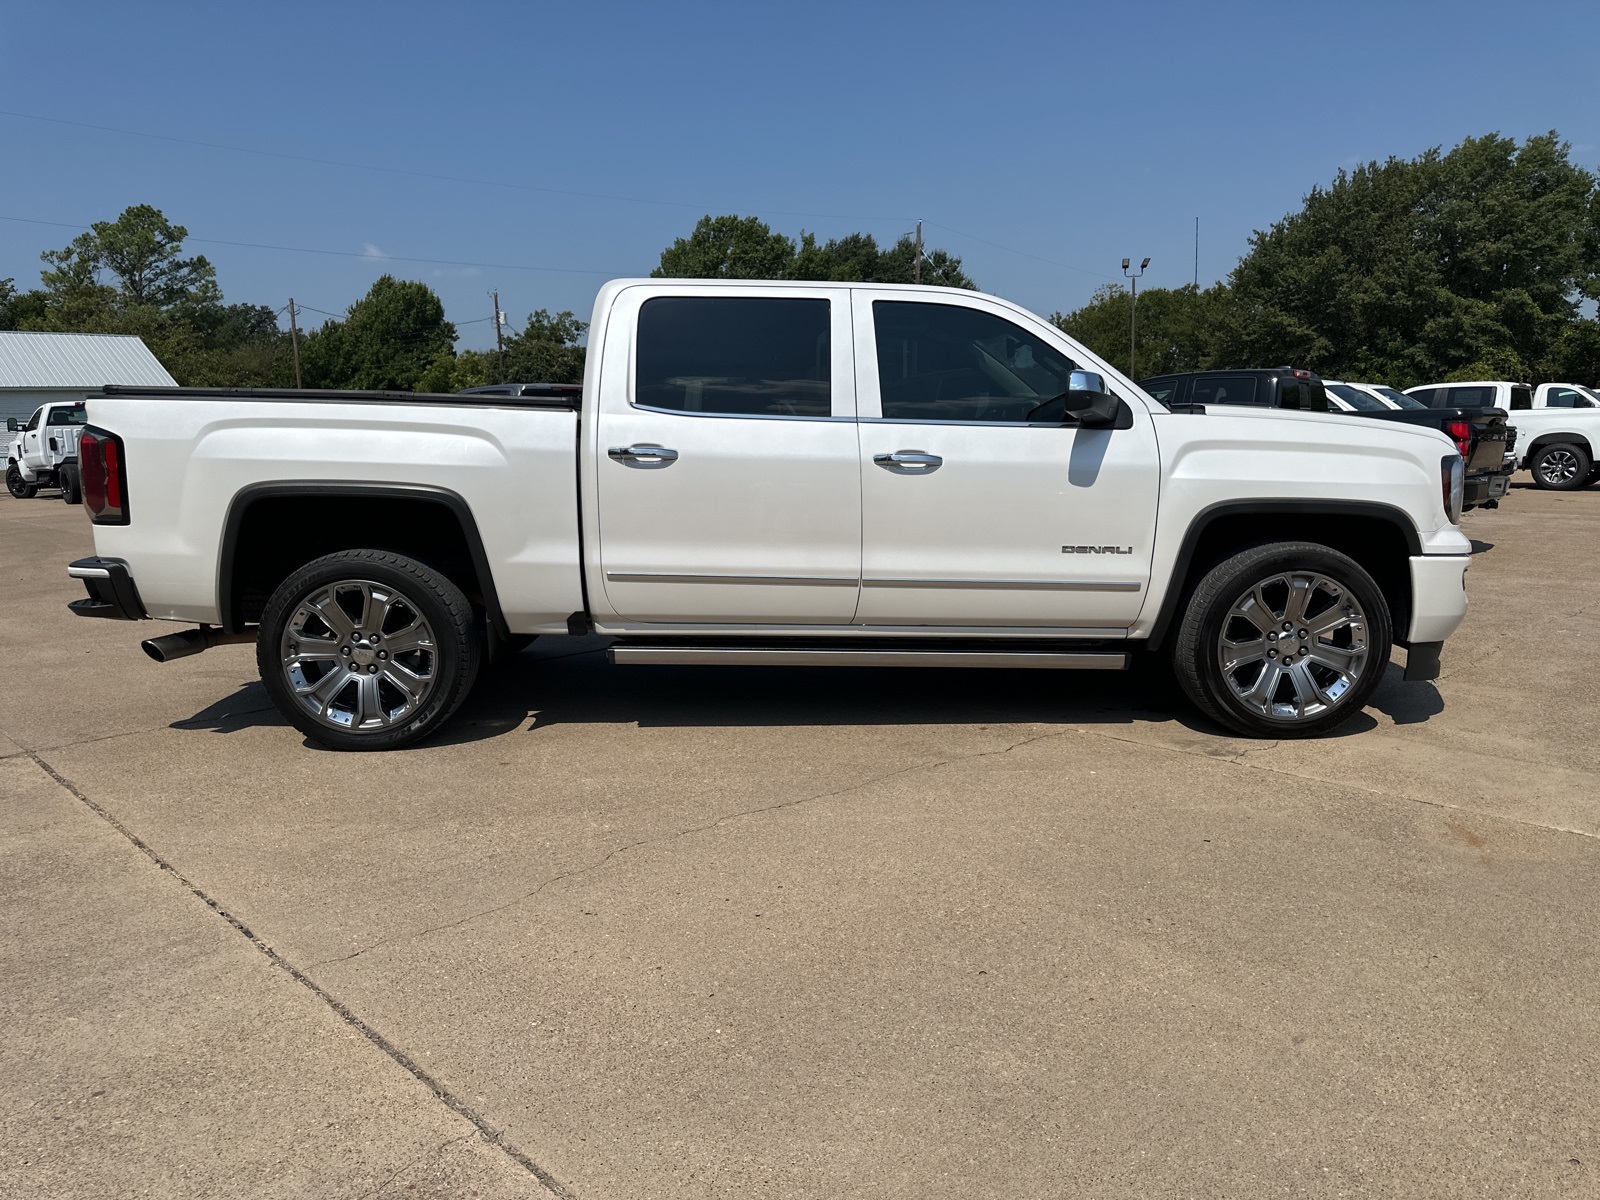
left=853, top=294, right=1159, bottom=630
left=593, top=286, right=862, bottom=625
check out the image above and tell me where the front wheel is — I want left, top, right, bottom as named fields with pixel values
left=1530, top=442, right=1591, bottom=491
left=257, top=550, right=482, bottom=751
left=7, top=463, right=38, bottom=499
left=1172, top=542, right=1393, bottom=738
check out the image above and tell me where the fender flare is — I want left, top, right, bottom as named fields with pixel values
left=217, top=481, right=508, bottom=640
left=1145, top=498, right=1423, bottom=648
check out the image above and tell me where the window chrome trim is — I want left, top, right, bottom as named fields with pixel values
left=606, top=572, right=858, bottom=587
left=860, top=417, right=1088, bottom=429
left=628, top=402, right=853, bottom=423
left=863, top=577, right=1142, bottom=592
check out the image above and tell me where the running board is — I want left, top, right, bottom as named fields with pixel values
left=607, top=646, right=1129, bottom=670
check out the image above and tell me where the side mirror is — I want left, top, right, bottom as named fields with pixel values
left=1062, top=370, right=1120, bottom=428
left=5, top=418, right=17, bottom=432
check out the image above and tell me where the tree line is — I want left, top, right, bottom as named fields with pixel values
left=3, top=131, right=1596, bottom=391
left=1055, top=133, right=1600, bottom=386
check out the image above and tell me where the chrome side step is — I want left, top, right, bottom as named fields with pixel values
left=608, top=646, right=1129, bottom=670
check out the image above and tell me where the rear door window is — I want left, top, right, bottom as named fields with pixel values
left=635, top=296, right=831, bottom=417
left=1443, top=386, right=1499, bottom=409
left=1190, top=375, right=1261, bottom=406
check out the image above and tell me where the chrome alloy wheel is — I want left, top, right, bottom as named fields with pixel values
left=1538, top=448, right=1582, bottom=486
left=280, top=579, right=438, bottom=732
left=1215, top=571, right=1369, bottom=723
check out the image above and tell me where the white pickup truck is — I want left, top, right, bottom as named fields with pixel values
left=7, top=401, right=88, bottom=502
left=65, top=279, right=1473, bottom=749
left=1404, top=380, right=1600, bottom=490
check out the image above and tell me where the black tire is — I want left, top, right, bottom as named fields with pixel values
left=1583, top=466, right=1600, bottom=489
left=7, top=463, right=38, bottom=499
left=1529, top=442, right=1591, bottom=491
left=1172, top=542, right=1393, bottom=738
left=58, top=463, right=80, bottom=505
left=257, top=550, right=482, bottom=751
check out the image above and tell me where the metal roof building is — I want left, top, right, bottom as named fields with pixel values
left=0, top=331, right=177, bottom=422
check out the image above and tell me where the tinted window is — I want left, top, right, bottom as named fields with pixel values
left=1408, top=388, right=1438, bottom=406
left=1191, top=375, right=1261, bottom=406
left=24, top=408, right=42, bottom=431
left=873, top=300, right=1081, bottom=423
left=1544, top=388, right=1585, bottom=408
left=1327, top=384, right=1387, bottom=411
left=1444, top=386, right=1498, bottom=409
left=1140, top=377, right=1182, bottom=407
left=1509, top=387, right=1532, bottom=410
left=48, top=406, right=87, bottom=425
left=636, top=297, right=831, bottom=417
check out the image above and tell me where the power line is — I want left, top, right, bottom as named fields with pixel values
left=0, top=214, right=627, bottom=277
left=0, top=109, right=1116, bottom=281
left=0, top=108, right=913, bottom=225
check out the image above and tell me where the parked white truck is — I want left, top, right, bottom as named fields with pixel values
left=1405, top=381, right=1600, bottom=489
left=7, top=401, right=88, bottom=501
left=65, top=280, right=1473, bottom=749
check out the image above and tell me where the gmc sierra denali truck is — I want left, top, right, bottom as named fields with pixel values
left=65, top=280, right=1472, bottom=749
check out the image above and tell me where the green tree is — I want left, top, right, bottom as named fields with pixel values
left=1227, top=132, right=1600, bottom=385
left=654, top=215, right=975, bottom=288
left=1052, top=283, right=1234, bottom=378
left=653, top=215, right=797, bottom=279
left=501, top=309, right=586, bottom=383
left=41, top=204, right=220, bottom=313
left=301, top=275, right=456, bottom=391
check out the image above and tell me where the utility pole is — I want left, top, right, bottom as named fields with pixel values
left=287, top=298, right=303, bottom=389
left=492, top=290, right=505, bottom=381
left=1194, top=217, right=1199, bottom=289
left=913, top=220, right=922, bottom=285
left=1121, top=257, right=1150, bottom=379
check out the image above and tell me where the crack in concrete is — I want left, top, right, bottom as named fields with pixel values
left=312, top=728, right=1070, bottom=969
left=19, top=746, right=579, bottom=1200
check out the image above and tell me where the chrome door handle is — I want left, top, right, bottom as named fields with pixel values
left=873, top=450, right=943, bottom=473
left=608, top=444, right=679, bottom=467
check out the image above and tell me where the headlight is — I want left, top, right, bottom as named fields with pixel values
left=1441, top=454, right=1464, bottom=525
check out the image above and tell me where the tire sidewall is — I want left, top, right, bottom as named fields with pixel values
left=257, top=553, right=479, bottom=751
left=1183, top=543, right=1393, bottom=737
left=7, top=464, right=36, bottom=499
left=59, top=464, right=79, bottom=504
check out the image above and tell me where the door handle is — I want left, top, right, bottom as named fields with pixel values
left=608, top=444, right=679, bottom=467
left=873, top=450, right=943, bottom=473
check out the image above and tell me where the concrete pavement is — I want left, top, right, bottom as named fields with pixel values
left=2, top=482, right=1597, bottom=1197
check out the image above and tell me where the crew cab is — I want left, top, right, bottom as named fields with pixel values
left=7, top=401, right=88, bottom=502
left=1405, top=381, right=1600, bottom=490
left=1140, top=369, right=1513, bottom=510
left=65, top=280, right=1473, bottom=749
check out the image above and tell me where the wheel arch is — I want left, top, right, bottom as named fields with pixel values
left=218, top=482, right=508, bottom=641
left=1524, top=431, right=1593, bottom=458
left=1146, top=499, right=1420, bottom=650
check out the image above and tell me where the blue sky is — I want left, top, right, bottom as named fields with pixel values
left=3, top=1, right=1596, bottom=351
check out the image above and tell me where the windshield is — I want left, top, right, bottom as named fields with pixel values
left=1372, top=386, right=1425, bottom=409
left=1327, top=384, right=1387, bottom=411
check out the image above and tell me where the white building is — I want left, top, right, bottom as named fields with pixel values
left=0, top=331, right=177, bottom=423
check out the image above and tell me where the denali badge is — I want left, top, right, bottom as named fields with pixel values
left=1062, top=545, right=1134, bottom=555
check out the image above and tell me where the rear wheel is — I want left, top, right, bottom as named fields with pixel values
left=1530, top=442, right=1591, bottom=491
left=7, top=463, right=38, bottom=499
left=58, top=463, right=80, bottom=505
left=1173, top=542, right=1392, bottom=738
left=257, top=550, right=482, bottom=751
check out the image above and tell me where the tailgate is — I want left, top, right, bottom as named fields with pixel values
left=1466, top=412, right=1509, bottom=473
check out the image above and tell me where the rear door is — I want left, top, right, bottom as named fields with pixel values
left=853, top=292, right=1158, bottom=629
left=592, top=285, right=862, bottom=624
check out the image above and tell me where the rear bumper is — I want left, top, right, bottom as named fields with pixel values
left=67, top=557, right=148, bottom=621
left=1463, top=469, right=1511, bottom=509
left=1407, top=554, right=1469, bottom=645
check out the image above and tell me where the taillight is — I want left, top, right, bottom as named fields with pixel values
left=1441, top=454, right=1464, bottom=524
left=79, top=426, right=129, bottom=524
left=1445, top=419, right=1472, bottom=458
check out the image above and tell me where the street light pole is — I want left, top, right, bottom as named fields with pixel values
left=1121, top=256, right=1150, bottom=379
